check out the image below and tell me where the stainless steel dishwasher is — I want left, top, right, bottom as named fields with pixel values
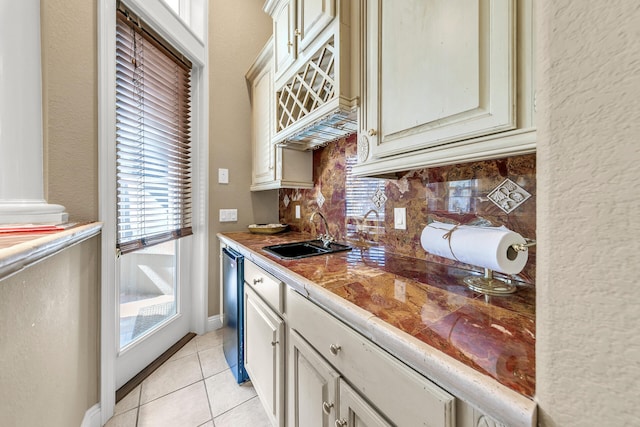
left=221, top=247, right=249, bottom=383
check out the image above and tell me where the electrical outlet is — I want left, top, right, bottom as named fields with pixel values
left=295, top=205, right=301, bottom=219
left=218, top=168, right=229, bottom=184
left=394, top=207, right=406, bottom=230
left=219, top=208, right=237, bottom=222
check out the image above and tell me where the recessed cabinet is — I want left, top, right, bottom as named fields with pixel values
left=354, top=0, right=535, bottom=176
left=244, top=285, right=285, bottom=426
left=246, top=38, right=313, bottom=191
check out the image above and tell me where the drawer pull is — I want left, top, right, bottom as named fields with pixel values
left=329, top=344, right=342, bottom=356
left=322, top=401, right=334, bottom=415
left=335, top=419, right=347, bottom=427
left=253, top=277, right=263, bottom=285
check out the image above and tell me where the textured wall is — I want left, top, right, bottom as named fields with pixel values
left=41, top=0, right=99, bottom=222
left=536, top=1, right=640, bottom=425
left=0, top=237, right=100, bottom=426
left=208, top=0, right=275, bottom=316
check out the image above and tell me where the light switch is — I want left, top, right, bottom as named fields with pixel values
left=218, top=168, right=229, bottom=184
left=219, top=209, right=237, bottom=222
left=394, top=207, right=406, bottom=230
left=295, top=205, right=301, bottom=219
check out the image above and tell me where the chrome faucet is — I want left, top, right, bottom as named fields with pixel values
left=310, top=211, right=334, bottom=247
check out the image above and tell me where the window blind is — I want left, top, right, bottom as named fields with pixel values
left=116, top=5, right=193, bottom=254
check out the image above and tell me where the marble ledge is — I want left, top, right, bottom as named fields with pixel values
left=0, top=222, right=103, bottom=281
left=218, top=231, right=537, bottom=427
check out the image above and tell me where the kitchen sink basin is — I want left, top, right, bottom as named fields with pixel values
left=262, top=240, right=352, bottom=260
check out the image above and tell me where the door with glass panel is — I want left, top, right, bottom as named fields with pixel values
left=114, top=3, right=193, bottom=389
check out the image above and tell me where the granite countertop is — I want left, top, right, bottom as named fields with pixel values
left=0, top=222, right=103, bottom=280
left=219, top=230, right=536, bottom=426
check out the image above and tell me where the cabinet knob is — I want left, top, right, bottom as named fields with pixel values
left=367, top=129, right=377, bottom=136
left=253, top=277, right=263, bottom=285
left=322, top=401, right=334, bottom=415
left=335, top=419, right=347, bottom=427
left=329, top=344, right=342, bottom=355
left=294, top=28, right=301, bottom=37
left=271, top=340, right=279, bottom=347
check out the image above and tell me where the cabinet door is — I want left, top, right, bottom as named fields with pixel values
left=296, top=0, right=335, bottom=54
left=273, top=0, right=297, bottom=79
left=244, top=286, right=285, bottom=426
left=251, top=53, right=275, bottom=186
left=288, top=329, right=340, bottom=427
left=362, top=0, right=515, bottom=159
left=336, top=379, right=392, bottom=427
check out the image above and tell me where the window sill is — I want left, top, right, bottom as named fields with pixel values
left=0, top=222, right=103, bottom=281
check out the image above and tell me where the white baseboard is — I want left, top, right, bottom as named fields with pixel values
left=207, top=314, right=222, bottom=332
left=81, top=403, right=101, bottom=427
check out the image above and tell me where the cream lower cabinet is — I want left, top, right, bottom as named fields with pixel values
left=288, top=329, right=340, bottom=427
left=246, top=38, right=313, bottom=191
left=244, top=285, right=285, bottom=426
left=336, top=380, right=392, bottom=427
left=288, top=328, right=390, bottom=427
left=287, top=287, right=455, bottom=427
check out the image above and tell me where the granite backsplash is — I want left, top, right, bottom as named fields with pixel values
left=279, top=134, right=536, bottom=284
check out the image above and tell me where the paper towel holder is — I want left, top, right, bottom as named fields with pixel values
left=463, top=268, right=517, bottom=296
left=463, top=239, right=536, bottom=295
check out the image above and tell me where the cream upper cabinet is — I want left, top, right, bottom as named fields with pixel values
left=296, top=0, right=336, bottom=55
left=355, top=0, right=535, bottom=176
left=249, top=40, right=276, bottom=187
left=271, top=0, right=297, bottom=79
left=266, top=0, right=336, bottom=82
left=264, top=0, right=359, bottom=149
left=246, top=38, right=313, bottom=191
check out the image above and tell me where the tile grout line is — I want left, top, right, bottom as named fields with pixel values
left=211, top=395, right=261, bottom=421
left=197, top=347, right=216, bottom=425
left=136, top=352, right=205, bottom=407
left=135, top=385, right=141, bottom=427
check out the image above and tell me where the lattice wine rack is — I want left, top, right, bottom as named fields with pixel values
left=276, top=38, right=337, bottom=132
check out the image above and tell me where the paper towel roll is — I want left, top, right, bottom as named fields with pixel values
left=420, top=222, right=528, bottom=275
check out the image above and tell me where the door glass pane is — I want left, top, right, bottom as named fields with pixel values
left=119, top=240, right=177, bottom=349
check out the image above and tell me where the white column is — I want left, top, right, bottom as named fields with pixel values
left=0, top=0, right=67, bottom=224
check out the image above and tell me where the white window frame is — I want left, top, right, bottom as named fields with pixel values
left=98, top=0, right=209, bottom=423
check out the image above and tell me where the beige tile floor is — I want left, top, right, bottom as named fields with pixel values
left=105, top=329, right=272, bottom=427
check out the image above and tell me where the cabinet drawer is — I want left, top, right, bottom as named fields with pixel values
left=288, top=287, right=455, bottom=427
left=244, top=259, right=284, bottom=314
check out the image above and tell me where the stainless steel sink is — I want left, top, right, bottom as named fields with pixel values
left=262, top=240, right=352, bottom=260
